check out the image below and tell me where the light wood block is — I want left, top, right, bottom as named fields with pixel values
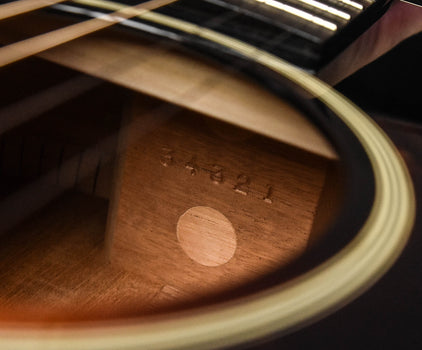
left=106, top=96, right=332, bottom=299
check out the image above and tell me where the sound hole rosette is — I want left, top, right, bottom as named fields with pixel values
left=0, top=11, right=416, bottom=350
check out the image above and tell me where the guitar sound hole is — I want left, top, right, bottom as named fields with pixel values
left=0, top=57, right=343, bottom=322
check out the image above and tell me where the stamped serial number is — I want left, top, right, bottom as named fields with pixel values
left=160, top=147, right=273, bottom=204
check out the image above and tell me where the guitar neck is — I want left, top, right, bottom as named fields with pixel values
left=44, top=0, right=392, bottom=71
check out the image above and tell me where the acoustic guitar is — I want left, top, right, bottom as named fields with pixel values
left=0, top=0, right=416, bottom=348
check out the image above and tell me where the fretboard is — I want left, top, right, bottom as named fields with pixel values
left=44, top=0, right=392, bottom=70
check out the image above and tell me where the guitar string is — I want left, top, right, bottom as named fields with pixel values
left=0, top=0, right=179, bottom=67
left=0, top=0, right=67, bottom=21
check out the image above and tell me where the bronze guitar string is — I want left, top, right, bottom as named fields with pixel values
left=0, top=0, right=180, bottom=67
left=0, top=0, right=67, bottom=20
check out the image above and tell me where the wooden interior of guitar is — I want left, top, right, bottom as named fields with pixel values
left=0, top=52, right=343, bottom=322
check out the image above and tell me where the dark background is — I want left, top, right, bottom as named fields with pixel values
left=338, top=32, right=422, bottom=123
left=254, top=33, right=422, bottom=349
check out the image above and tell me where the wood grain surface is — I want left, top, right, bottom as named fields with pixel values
left=107, top=95, right=334, bottom=301
left=0, top=191, right=185, bottom=322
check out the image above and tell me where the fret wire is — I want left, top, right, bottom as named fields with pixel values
left=295, top=0, right=351, bottom=20
left=0, top=0, right=66, bottom=21
left=338, top=0, right=364, bottom=10
left=0, top=0, right=179, bottom=68
left=255, top=0, right=338, bottom=31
